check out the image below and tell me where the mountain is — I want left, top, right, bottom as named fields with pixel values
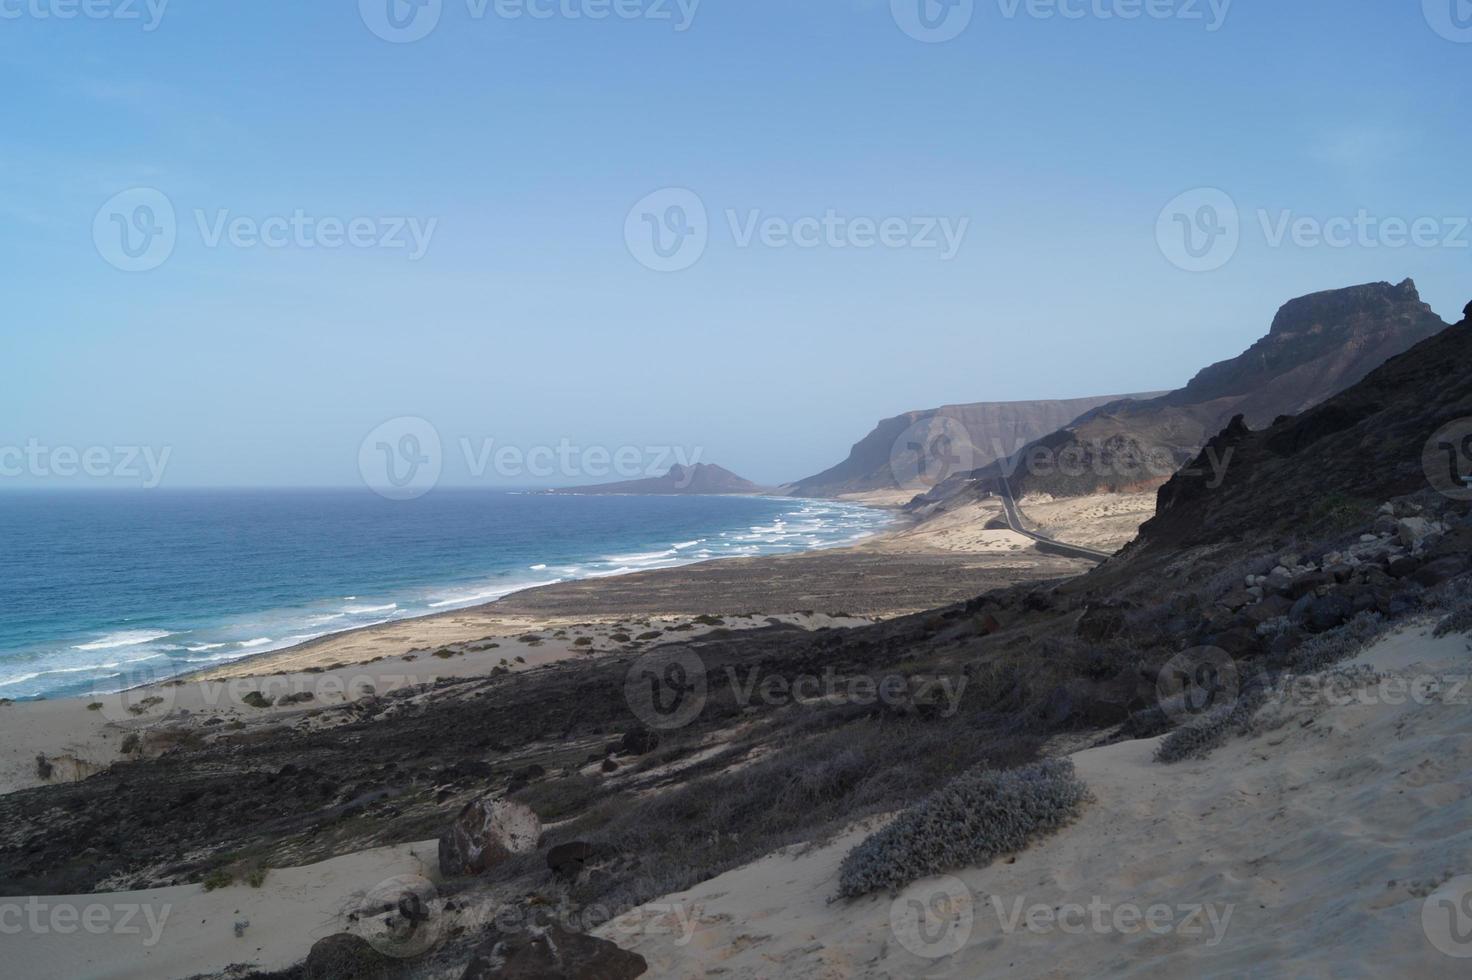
left=1131, top=299, right=1472, bottom=557
left=554, top=463, right=765, bottom=495
left=942, top=280, right=1450, bottom=502
left=786, top=394, right=1160, bottom=498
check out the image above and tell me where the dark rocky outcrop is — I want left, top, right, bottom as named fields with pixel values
left=461, top=922, right=647, bottom=980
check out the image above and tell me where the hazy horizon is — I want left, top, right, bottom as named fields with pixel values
left=5, top=2, right=1470, bottom=488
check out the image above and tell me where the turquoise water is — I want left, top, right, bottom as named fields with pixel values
left=0, top=490, right=889, bottom=701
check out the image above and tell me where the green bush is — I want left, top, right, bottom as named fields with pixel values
left=835, top=758, right=1087, bottom=898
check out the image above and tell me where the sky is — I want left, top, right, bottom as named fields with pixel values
left=2, top=0, right=1469, bottom=489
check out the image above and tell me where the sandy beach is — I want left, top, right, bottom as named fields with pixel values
left=0, top=509, right=1088, bottom=797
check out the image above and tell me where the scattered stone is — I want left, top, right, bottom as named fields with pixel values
left=461, top=922, right=647, bottom=980
left=440, top=797, right=542, bottom=877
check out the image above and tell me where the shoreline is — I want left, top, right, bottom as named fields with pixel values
left=166, top=498, right=915, bottom=684
left=1, top=493, right=901, bottom=703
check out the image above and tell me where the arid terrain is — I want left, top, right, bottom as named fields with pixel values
left=3, top=299, right=1471, bottom=980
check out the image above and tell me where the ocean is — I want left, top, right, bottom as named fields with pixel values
left=0, top=490, right=890, bottom=701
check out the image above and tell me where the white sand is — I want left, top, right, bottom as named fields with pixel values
left=596, top=621, right=1472, bottom=977
left=5, top=840, right=439, bottom=980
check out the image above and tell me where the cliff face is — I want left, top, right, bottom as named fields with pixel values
left=559, top=463, right=765, bottom=495
left=963, top=280, right=1451, bottom=501
left=787, top=395, right=1153, bottom=498
left=1130, top=302, right=1471, bottom=555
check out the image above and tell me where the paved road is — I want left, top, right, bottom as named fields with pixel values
left=997, top=475, right=1113, bottom=564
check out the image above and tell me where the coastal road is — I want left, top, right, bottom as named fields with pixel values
left=997, top=475, right=1114, bottom=564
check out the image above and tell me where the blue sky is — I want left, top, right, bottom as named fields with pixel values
left=2, top=0, right=1469, bottom=487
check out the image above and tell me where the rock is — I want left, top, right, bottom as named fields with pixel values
left=1305, top=594, right=1355, bottom=633
left=1219, top=589, right=1253, bottom=612
left=1327, top=564, right=1356, bottom=583
left=507, top=764, right=547, bottom=794
left=547, top=841, right=598, bottom=878
left=305, top=934, right=396, bottom=980
left=618, top=727, right=660, bottom=756
left=1413, top=556, right=1470, bottom=588
left=1288, top=571, right=1333, bottom=600
left=1378, top=502, right=1395, bottom=516
left=461, top=922, right=647, bottom=980
left=1397, top=517, right=1437, bottom=550
left=599, top=758, right=618, bottom=773
left=440, top=797, right=542, bottom=877
left=1243, top=595, right=1293, bottom=625
left=1206, top=627, right=1260, bottom=657
left=1387, top=556, right=1421, bottom=579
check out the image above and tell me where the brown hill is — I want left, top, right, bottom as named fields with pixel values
left=786, top=394, right=1159, bottom=498
left=944, top=279, right=1449, bottom=501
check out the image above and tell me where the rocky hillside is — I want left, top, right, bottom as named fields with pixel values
left=948, top=280, right=1449, bottom=501
left=1132, top=300, right=1472, bottom=557
left=787, top=394, right=1154, bottom=497
left=556, top=463, right=765, bottom=495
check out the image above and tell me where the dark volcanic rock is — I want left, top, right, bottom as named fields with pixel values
left=305, top=934, right=397, bottom=980
left=1414, top=556, right=1470, bottom=588
left=547, top=841, right=598, bottom=878
left=618, top=728, right=659, bottom=756
left=461, top=922, right=647, bottom=980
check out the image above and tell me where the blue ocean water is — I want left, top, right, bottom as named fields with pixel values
left=0, top=490, right=890, bottom=701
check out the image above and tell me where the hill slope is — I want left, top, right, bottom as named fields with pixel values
left=926, top=279, right=1451, bottom=503
left=787, top=394, right=1158, bottom=498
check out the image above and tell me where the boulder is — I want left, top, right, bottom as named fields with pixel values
left=440, top=797, right=542, bottom=877
left=547, top=841, right=598, bottom=878
left=1397, top=517, right=1437, bottom=550
left=1413, top=556, right=1470, bottom=589
left=461, top=922, right=647, bottom=980
left=1304, top=595, right=1355, bottom=633
left=1387, top=556, right=1421, bottom=579
left=1287, top=571, right=1333, bottom=600
left=305, top=934, right=396, bottom=980
left=618, top=728, right=660, bottom=756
